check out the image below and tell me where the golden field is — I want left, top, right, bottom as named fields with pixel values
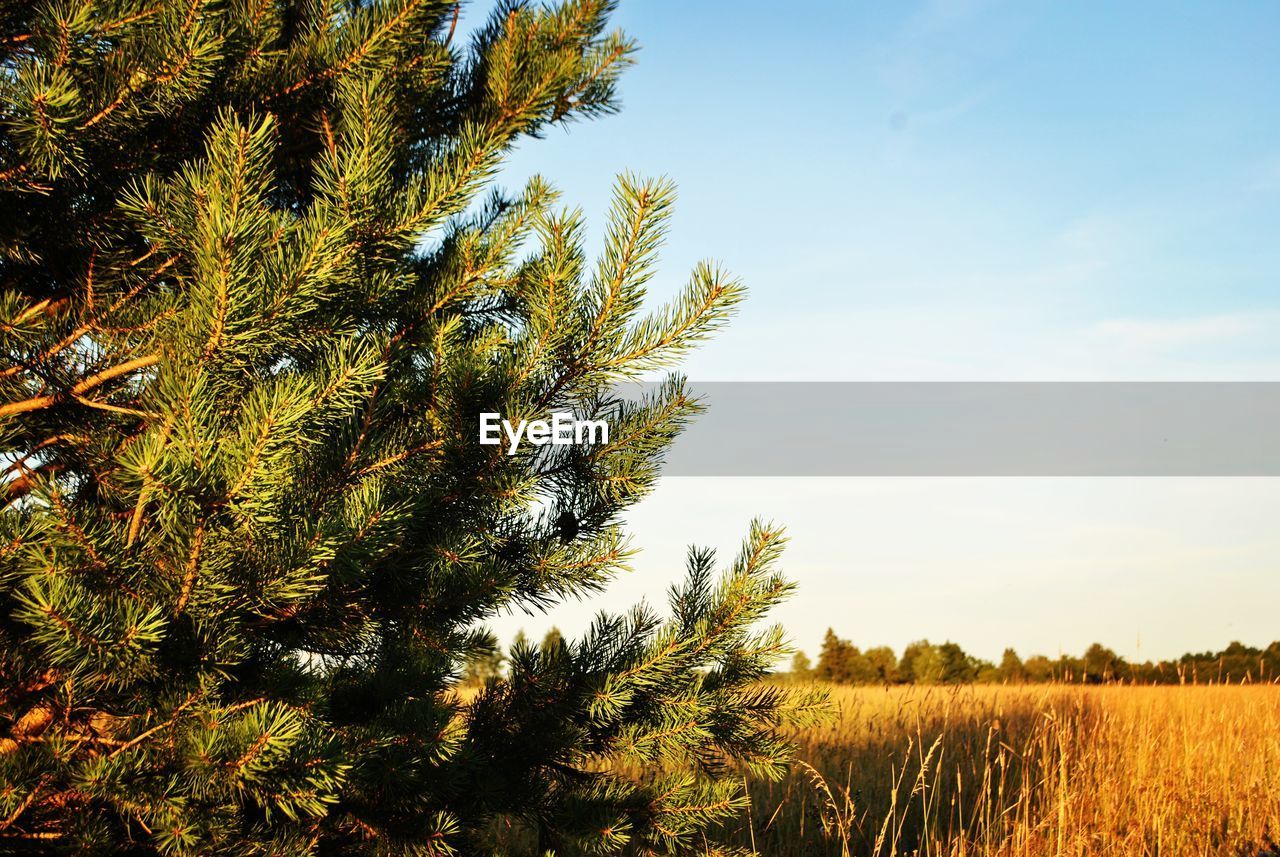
left=720, top=683, right=1280, bottom=857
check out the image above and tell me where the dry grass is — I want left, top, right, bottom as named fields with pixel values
left=718, top=683, right=1280, bottom=856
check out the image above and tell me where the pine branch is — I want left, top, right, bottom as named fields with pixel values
left=0, top=353, right=159, bottom=418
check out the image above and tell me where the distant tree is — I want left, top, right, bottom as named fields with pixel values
left=462, top=630, right=506, bottom=685
left=1024, top=654, right=1055, bottom=683
left=1204, top=640, right=1260, bottom=683
left=790, top=651, right=814, bottom=680
left=801, top=632, right=1280, bottom=686
left=898, top=640, right=922, bottom=683
left=1222, top=640, right=1259, bottom=657
left=1000, top=648, right=1027, bottom=683
left=541, top=626, right=565, bottom=653
left=848, top=650, right=880, bottom=684
left=1082, top=643, right=1124, bottom=683
left=938, top=642, right=976, bottom=684
left=509, top=629, right=532, bottom=664
left=1130, top=660, right=1163, bottom=683
left=864, top=646, right=899, bottom=684
left=1265, top=642, right=1280, bottom=682
left=973, top=660, right=1001, bottom=683
left=1056, top=654, right=1084, bottom=683
left=1166, top=640, right=1280, bottom=684
left=817, top=628, right=859, bottom=684
left=901, top=640, right=944, bottom=685
left=915, top=648, right=945, bottom=684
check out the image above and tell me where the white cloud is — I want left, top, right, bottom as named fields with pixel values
left=680, top=302, right=1280, bottom=382
left=1087, top=314, right=1262, bottom=350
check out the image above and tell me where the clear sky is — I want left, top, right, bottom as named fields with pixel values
left=488, top=0, right=1280, bottom=663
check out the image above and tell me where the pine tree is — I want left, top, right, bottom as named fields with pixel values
left=0, top=2, right=825, bottom=853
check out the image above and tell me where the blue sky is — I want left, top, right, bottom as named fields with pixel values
left=498, top=0, right=1280, bottom=380
left=488, top=1, right=1280, bottom=662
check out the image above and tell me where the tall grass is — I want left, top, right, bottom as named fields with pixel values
left=722, top=684, right=1280, bottom=856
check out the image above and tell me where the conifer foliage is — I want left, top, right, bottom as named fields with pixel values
left=0, top=1, right=822, bottom=853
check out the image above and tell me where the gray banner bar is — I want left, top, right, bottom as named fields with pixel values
left=646, top=383, right=1280, bottom=475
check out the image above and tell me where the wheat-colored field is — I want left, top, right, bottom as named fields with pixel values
left=719, top=683, right=1280, bottom=857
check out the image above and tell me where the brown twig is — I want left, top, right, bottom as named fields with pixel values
left=0, top=353, right=159, bottom=419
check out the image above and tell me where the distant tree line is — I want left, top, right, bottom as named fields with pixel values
left=460, top=627, right=567, bottom=684
left=793, top=629, right=1280, bottom=685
